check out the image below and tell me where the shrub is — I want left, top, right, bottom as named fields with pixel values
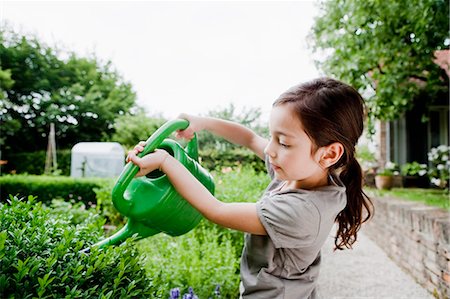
left=0, top=195, right=154, bottom=298
left=0, top=175, right=111, bottom=205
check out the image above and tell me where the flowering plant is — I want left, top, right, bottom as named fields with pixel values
left=377, top=161, right=399, bottom=176
left=401, top=161, right=428, bottom=177
left=428, top=145, right=450, bottom=188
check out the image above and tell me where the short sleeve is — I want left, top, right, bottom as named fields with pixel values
left=256, top=194, right=320, bottom=249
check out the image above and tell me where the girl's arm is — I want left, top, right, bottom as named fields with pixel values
left=127, top=149, right=267, bottom=235
left=176, top=114, right=268, bottom=160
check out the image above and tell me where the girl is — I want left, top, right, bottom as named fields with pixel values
left=127, top=77, right=373, bottom=298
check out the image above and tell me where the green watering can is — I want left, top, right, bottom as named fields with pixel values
left=83, top=119, right=214, bottom=251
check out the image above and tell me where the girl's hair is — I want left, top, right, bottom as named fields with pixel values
left=273, top=77, right=373, bottom=250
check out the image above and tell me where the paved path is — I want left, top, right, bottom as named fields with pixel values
left=317, top=229, right=433, bottom=299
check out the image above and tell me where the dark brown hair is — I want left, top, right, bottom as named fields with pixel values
left=273, top=77, right=373, bottom=250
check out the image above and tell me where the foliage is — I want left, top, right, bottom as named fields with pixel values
left=0, top=195, right=154, bottom=298
left=400, top=161, right=428, bottom=177
left=199, top=147, right=266, bottom=173
left=46, top=198, right=95, bottom=225
left=356, top=144, right=377, bottom=171
left=310, top=0, right=449, bottom=126
left=0, top=27, right=137, bottom=154
left=110, top=110, right=166, bottom=149
left=427, top=145, right=450, bottom=188
left=137, top=166, right=270, bottom=298
left=2, top=149, right=71, bottom=176
left=0, top=174, right=110, bottom=205
left=367, top=187, right=449, bottom=210
left=376, top=161, right=399, bottom=176
left=138, top=223, right=239, bottom=298
left=93, top=179, right=126, bottom=228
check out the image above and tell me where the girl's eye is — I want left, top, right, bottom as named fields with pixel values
left=279, top=141, right=290, bottom=148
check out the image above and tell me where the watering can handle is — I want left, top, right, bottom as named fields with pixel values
left=112, top=119, right=191, bottom=205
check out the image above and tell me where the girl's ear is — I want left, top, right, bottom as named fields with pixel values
left=319, top=142, right=344, bottom=168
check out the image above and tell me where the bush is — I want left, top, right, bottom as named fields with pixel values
left=0, top=175, right=111, bottom=206
left=0, top=195, right=154, bottom=298
left=2, top=150, right=71, bottom=175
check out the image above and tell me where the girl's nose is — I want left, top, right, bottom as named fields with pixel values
left=264, top=140, right=276, bottom=158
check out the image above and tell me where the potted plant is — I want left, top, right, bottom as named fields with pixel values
left=401, top=161, right=429, bottom=188
left=375, top=161, right=398, bottom=190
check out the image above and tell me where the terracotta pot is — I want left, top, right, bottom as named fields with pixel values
left=375, top=175, right=394, bottom=190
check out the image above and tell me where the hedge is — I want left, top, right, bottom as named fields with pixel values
left=0, top=175, right=111, bottom=205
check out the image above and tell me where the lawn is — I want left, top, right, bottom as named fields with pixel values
left=366, top=187, right=449, bottom=211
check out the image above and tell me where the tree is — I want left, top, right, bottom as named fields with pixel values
left=309, top=0, right=449, bottom=126
left=110, top=109, right=166, bottom=149
left=0, top=28, right=137, bottom=154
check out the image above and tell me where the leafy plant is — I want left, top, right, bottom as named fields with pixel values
left=0, top=195, right=155, bottom=298
left=401, top=161, right=428, bottom=177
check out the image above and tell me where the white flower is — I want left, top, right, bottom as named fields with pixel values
left=431, top=178, right=442, bottom=186
left=437, top=145, right=448, bottom=152
left=437, top=164, right=445, bottom=170
left=442, top=155, right=449, bottom=162
left=385, top=161, right=396, bottom=170
left=418, top=170, right=427, bottom=176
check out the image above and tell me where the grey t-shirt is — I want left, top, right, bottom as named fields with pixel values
left=239, top=158, right=347, bottom=299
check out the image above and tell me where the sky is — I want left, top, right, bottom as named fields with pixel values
left=1, top=1, right=321, bottom=121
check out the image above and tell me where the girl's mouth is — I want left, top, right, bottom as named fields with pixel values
left=272, top=163, right=281, bottom=172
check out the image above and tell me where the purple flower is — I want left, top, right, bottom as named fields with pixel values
left=214, top=284, right=221, bottom=297
left=169, top=287, right=180, bottom=299
left=182, top=287, right=198, bottom=299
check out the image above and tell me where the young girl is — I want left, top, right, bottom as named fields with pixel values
left=127, top=77, right=373, bottom=298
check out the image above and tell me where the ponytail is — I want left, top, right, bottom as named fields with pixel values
left=335, top=156, right=373, bottom=250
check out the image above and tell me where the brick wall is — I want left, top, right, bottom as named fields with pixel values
left=363, top=196, right=450, bottom=298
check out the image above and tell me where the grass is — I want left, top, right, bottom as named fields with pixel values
left=366, top=187, right=450, bottom=211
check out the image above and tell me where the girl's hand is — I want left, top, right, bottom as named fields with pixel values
left=175, top=113, right=204, bottom=140
left=126, top=141, right=170, bottom=177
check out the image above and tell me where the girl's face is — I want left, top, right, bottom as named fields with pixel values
left=264, top=104, right=328, bottom=189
